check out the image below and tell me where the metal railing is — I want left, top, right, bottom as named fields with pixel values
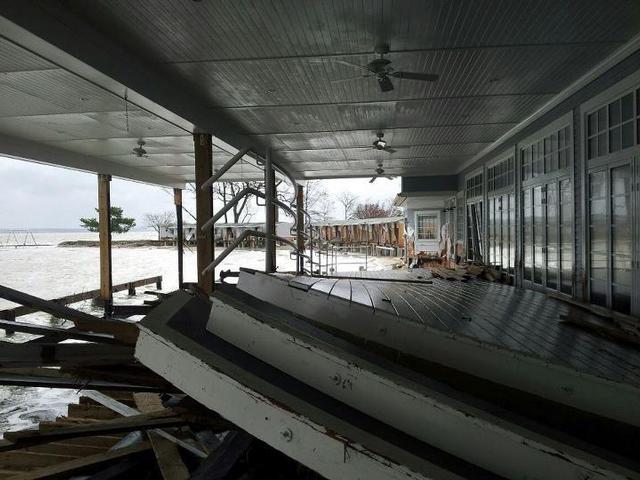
left=198, top=146, right=313, bottom=279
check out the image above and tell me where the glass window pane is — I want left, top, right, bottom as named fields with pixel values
left=597, top=133, right=607, bottom=156
left=589, top=171, right=608, bottom=306
left=609, top=126, right=621, bottom=152
left=597, top=107, right=607, bottom=131
left=622, top=121, right=633, bottom=149
left=608, top=100, right=621, bottom=126
left=621, top=93, right=633, bottom=121
left=564, top=126, right=571, bottom=146
left=588, top=112, right=597, bottom=136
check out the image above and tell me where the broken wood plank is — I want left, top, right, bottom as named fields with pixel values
left=110, top=304, right=153, bottom=317
left=0, top=319, right=118, bottom=344
left=0, top=344, right=134, bottom=368
left=0, top=276, right=162, bottom=319
left=67, top=405, right=121, bottom=421
left=82, top=390, right=208, bottom=459
left=0, top=285, right=138, bottom=345
left=147, top=431, right=190, bottom=480
left=559, top=314, right=640, bottom=348
left=0, top=368, right=163, bottom=392
left=5, top=442, right=151, bottom=480
left=2, top=412, right=184, bottom=449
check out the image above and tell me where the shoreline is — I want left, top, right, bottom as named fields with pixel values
left=58, top=239, right=177, bottom=248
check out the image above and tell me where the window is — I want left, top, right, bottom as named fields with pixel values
left=588, top=90, right=637, bottom=160
left=417, top=214, right=438, bottom=240
left=487, top=156, right=515, bottom=193
left=465, top=172, right=483, bottom=199
left=521, top=125, right=572, bottom=181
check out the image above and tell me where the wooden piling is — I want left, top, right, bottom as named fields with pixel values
left=174, top=188, right=184, bottom=289
left=194, top=134, right=214, bottom=294
left=98, top=174, right=113, bottom=316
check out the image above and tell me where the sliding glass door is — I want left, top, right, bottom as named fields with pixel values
left=588, top=161, right=636, bottom=314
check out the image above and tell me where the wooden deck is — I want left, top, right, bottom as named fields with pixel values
left=271, top=270, right=640, bottom=389
left=238, top=268, right=640, bottom=428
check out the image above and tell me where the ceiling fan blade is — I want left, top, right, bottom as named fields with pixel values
left=384, top=147, right=397, bottom=154
left=331, top=74, right=371, bottom=84
left=385, top=175, right=395, bottom=180
left=332, top=59, right=370, bottom=71
left=391, top=71, right=439, bottom=82
left=369, top=176, right=378, bottom=183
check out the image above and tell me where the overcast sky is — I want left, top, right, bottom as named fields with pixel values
left=0, top=156, right=401, bottom=230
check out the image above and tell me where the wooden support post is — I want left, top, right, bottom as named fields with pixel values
left=296, top=185, right=305, bottom=273
left=264, top=150, right=276, bottom=272
left=174, top=188, right=184, bottom=289
left=98, top=174, right=113, bottom=317
left=194, top=133, right=214, bottom=294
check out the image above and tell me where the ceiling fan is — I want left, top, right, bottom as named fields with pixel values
left=132, top=139, right=149, bottom=158
left=369, top=163, right=395, bottom=183
left=371, top=132, right=396, bottom=153
left=332, top=44, right=439, bottom=92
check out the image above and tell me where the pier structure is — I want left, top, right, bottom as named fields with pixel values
left=1, top=2, right=640, bottom=478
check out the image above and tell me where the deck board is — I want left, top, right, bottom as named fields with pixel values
left=273, top=271, right=640, bottom=390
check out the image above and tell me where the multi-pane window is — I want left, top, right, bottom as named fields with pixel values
left=487, top=156, right=515, bottom=193
left=521, top=125, right=572, bottom=181
left=465, top=173, right=483, bottom=199
left=587, top=90, right=637, bottom=160
left=416, top=214, right=438, bottom=240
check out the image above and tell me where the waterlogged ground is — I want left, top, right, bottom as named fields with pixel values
left=0, top=231, right=399, bottom=435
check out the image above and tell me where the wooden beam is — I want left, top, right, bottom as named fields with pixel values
left=194, top=133, right=214, bottom=294
left=0, top=284, right=138, bottom=344
left=0, top=276, right=162, bottom=319
left=296, top=185, right=304, bottom=273
left=5, top=442, right=151, bottom=480
left=83, top=390, right=208, bottom=459
left=147, top=431, right=190, bottom=480
left=98, top=174, right=113, bottom=315
left=0, top=319, right=118, bottom=343
left=174, top=188, right=184, bottom=289
left=0, top=368, right=165, bottom=392
left=3, top=411, right=183, bottom=446
left=0, top=343, right=134, bottom=368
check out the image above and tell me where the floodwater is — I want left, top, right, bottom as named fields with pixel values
left=0, top=231, right=399, bottom=435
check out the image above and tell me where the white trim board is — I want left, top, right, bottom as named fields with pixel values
left=208, top=294, right=636, bottom=480
left=237, top=270, right=640, bottom=427
left=134, top=292, right=469, bottom=480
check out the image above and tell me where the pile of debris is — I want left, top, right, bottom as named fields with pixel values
left=0, top=284, right=322, bottom=479
left=0, top=389, right=321, bottom=479
left=429, top=263, right=512, bottom=284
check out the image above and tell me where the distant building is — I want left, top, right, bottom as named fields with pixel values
left=160, top=222, right=294, bottom=246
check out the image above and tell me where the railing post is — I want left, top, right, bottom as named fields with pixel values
left=264, top=149, right=276, bottom=272
left=296, top=184, right=305, bottom=273
left=98, top=174, right=113, bottom=317
left=195, top=133, right=214, bottom=294
left=174, top=188, right=184, bottom=289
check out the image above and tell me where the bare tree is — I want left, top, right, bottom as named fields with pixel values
left=336, top=191, right=359, bottom=220
left=145, top=211, right=175, bottom=240
left=304, top=180, right=333, bottom=223
left=213, top=181, right=263, bottom=223
left=353, top=199, right=402, bottom=219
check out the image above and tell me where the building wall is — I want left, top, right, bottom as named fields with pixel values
left=402, top=47, right=640, bottom=318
